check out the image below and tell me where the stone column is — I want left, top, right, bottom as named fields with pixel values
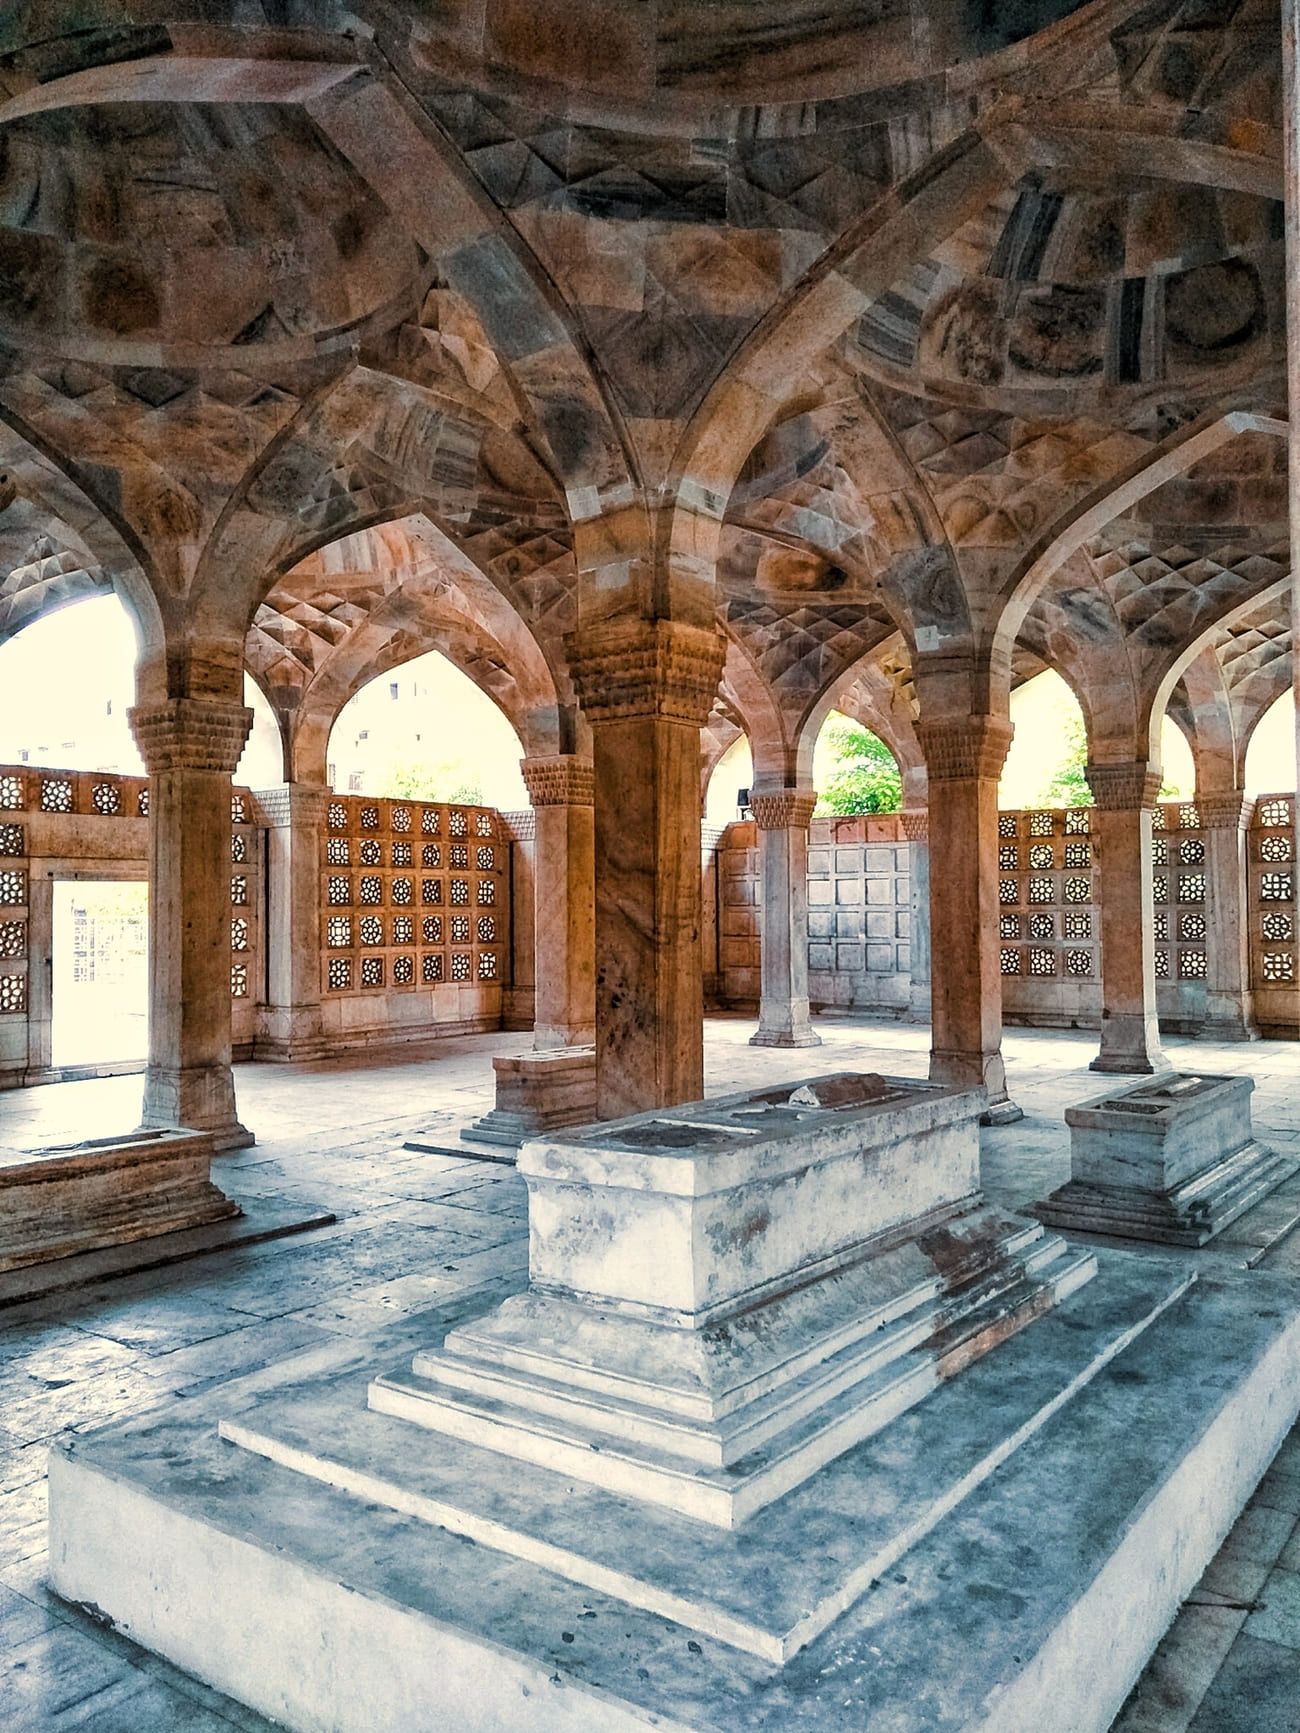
left=916, top=717, right=1019, bottom=1121
left=1285, top=0, right=1300, bottom=926
left=129, top=698, right=254, bottom=1149
left=255, top=782, right=328, bottom=1062
left=1085, top=761, right=1167, bottom=1076
left=901, top=808, right=932, bottom=1021
left=519, top=755, right=596, bottom=1050
left=1199, top=789, right=1259, bottom=1042
left=567, top=619, right=725, bottom=1119
left=748, top=786, right=820, bottom=1049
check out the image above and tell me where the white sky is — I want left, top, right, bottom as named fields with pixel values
left=0, top=598, right=1293, bottom=813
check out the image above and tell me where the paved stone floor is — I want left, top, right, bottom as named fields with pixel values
left=0, top=1015, right=1299, bottom=1729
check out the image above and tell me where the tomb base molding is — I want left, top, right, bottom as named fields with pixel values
left=1036, top=1072, right=1299, bottom=1246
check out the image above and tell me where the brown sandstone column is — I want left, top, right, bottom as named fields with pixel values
left=1199, top=789, right=1259, bottom=1042
left=901, top=808, right=932, bottom=1021
left=130, top=698, right=254, bottom=1149
left=255, top=782, right=328, bottom=1061
left=749, top=787, right=821, bottom=1049
left=1285, top=0, right=1300, bottom=932
left=916, top=718, right=1019, bottom=1121
left=1085, top=762, right=1167, bottom=1075
left=567, top=619, right=725, bottom=1119
left=519, top=755, right=596, bottom=1050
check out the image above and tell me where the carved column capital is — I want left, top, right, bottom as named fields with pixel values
left=915, top=716, right=1014, bottom=782
left=749, top=787, right=818, bottom=831
left=1198, top=790, right=1255, bottom=831
left=566, top=619, right=725, bottom=726
left=254, top=782, right=329, bottom=829
left=128, top=699, right=253, bottom=776
left=900, top=808, right=929, bottom=842
left=520, top=756, right=595, bottom=809
left=1084, top=761, right=1163, bottom=811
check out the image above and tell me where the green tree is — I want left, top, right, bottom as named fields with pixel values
left=382, top=761, right=484, bottom=804
left=1036, top=711, right=1186, bottom=807
left=815, top=717, right=902, bottom=815
left=1040, top=711, right=1093, bottom=807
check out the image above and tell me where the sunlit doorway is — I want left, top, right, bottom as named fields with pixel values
left=52, top=881, right=148, bottom=1070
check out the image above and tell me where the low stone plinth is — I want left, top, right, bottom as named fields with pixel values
left=464, top=1045, right=597, bottom=1150
left=1035, top=1072, right=1298, bottom=1247
left=0, top=1129, right=239, bottom=1274
left=48, top=1257, right=1300, bottom=1733
left=372, top=1072, right=1095, bottom=1526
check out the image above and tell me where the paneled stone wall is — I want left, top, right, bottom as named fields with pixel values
left=712, top=815, right=912, bottom=1016
left=0, top=765, right=261, bottom=1087
left=707, top=799, right=1300, bottom=1037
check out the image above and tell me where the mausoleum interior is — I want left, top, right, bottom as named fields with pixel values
left=6, top=4, right=1300, bottom=1728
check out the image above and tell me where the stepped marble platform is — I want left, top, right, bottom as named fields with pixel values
left=1036, top=1071, right=1299, bottom=1247
left=380, top=1072, right=1095, bottom=1524
left=464, top=1045, right=598, bottom=1151
left=49, top=1254, right=1300, bottom=1732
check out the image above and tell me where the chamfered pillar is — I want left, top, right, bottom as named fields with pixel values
left=749, top=787, right=821, bottom=1049
left=1199, top=789, right=1259, bottom=1042
left=1085, top=761, right=1168, bottom=1076
left=255, top=782, right=329, bottom=1062
left=130, top=697, right=254, bottom=1149
left=519, top=755, right=596, bottom=1050
left=916, top=717, right=1019, bottom=1121
left=567, top=618, right=725, bottom=1119
left=901, top=808, right=932, bottom=1021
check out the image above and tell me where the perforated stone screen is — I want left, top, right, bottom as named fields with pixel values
left=1249, top=794, right=1299, bottom=1035
left=320, top=796, right=507, bottom=1002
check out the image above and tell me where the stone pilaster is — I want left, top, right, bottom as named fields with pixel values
left=1198, top=789, right=1259, bottom=1042
left=900, top=808, right=931, bottom=1021
left=567, top=618, right=726, bottom=1119
left=519, top=755, right=596, bottom=1051
left=254, top=783, right=329, bottom=1062
left=915, top=717, right=1018, bottom=1120
left=749, top=786, right=820, bottom=1049
left=129, top=698, right=254, bottom=1149
left=1085, top=761, right=1168, bottom=1076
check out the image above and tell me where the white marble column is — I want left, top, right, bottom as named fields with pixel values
left=130, top=697, right=253, bottom=1149
left=900, top=808, right=932, bottom=1021
left=916, top=717, right=1019, bottom=1121
left=519, top=755, right=596, bottom=1050
left=1199, top=789, right=1259, bottom=1042
left=568, top=619, right=725, bottom=1119
left=255, top=782, right=328, bottom=1062
left=1085, top=761, right=1167, bottom=1076
left=749, top=786, right=820, bottom=1049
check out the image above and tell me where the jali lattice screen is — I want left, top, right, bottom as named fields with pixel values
left=322, top=795, right=507, bottom=997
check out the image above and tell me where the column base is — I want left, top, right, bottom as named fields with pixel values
left=749, top=1027, right=822, bottom=1049
left=1199, top=1014, right=1260, bottom=1043
left=1088, top=1054, right=1172, bottom=1076
left=254, top=1006, right=330, bottom=1064
left=143, top=1064, right=254, bottom=1151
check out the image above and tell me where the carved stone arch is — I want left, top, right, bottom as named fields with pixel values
left=0, top=413, right=164, bottom=666
left=993, top=412, right=1288, bottom=680
left=1146, top=577, right=1293, bottom=772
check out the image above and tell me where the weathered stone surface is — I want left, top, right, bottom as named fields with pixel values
left=373, top=1072, right=1093, bottom=1524
left=0, top=1128, right=237, bottom=1273
left=1037, top=1072, right=1300, bottom=1246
